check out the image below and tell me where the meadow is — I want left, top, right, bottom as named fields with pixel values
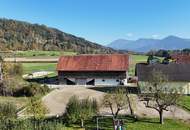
left=22, top=63, right=57, bottom=74
left=15, top=50, right=76, bottom=57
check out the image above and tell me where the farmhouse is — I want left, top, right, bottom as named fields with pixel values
left=135, top=63, right=190, bottom=95
left=57, top=54, right=129, bottom=86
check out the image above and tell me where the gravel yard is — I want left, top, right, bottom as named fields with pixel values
left=42, top=87, right=190, bottom=122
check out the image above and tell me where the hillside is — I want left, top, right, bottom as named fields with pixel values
left=108, top=36, right=190, bottom=52
left=0, top=18, right=115, bottom=54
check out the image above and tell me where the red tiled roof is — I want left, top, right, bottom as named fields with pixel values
left=171, top=54, right=190, bottom=64
left=57, top=54, right=129, bottom=71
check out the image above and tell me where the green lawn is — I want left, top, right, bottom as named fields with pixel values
left=15, top=51, right=76, bottom=57
left=178, top=96, right=190, bottom=112
left=129, top=54, right=163, bottom=76
left=70, top=117, right=190, bottom=130
left=129, top=54, right=148, bottom=76
left=131, top=54, right=148, bottom=63
left=22, top=63, right=57, bottom=74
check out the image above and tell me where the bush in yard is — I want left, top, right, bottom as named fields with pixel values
left=26, top=96, right=48, bottom=120
left=0, top=101, right=17, bottom=120
left=65, top=96, right=98, bottom=128
left=0, top=76, right=25, bottom=96
left=2, top=62, right=23, bottom=78
left=13, top=63, right=23, bottom=76
left=14, top=83, right=50, bottom=97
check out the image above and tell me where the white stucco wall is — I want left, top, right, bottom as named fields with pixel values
left=95, top=78, right=120, bottom=86
left=139, top=81, right=190, bottom=95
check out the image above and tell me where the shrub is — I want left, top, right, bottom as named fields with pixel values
left=0, top=77, right=24, bottom=96
left=14, top=83, right=50, bottom=97
left=13, top=63, right=23, bottom=76
left=0, top=101, right=17, bottom=120
left=26, top=96, right=48, bottom=120
left=65, top=96, right=98, bottom=128
left=2, top=63, right=23, bottom=77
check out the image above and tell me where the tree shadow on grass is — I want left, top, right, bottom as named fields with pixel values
left=25, top=76, right=58, bottom=84
left=89, top=86, right=116, bottom=93
left=89, top=86, right=140, bottom=94
left=137, top=118, right=160, bottom=124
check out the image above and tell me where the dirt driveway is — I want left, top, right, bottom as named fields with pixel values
left=42, top=87, right=190, bottom=122
left=42, top=87, right=105, bottom=116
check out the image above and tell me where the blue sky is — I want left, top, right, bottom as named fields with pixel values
left=0, top=0, right=190, bottom=45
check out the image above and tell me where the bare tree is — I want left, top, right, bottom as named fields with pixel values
left=140, top=70, right=182, bottom=124
left=102, top=88, right=128, bottom=119
left=125, top=88, right=136, bottom=116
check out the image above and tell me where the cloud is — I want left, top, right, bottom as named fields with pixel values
left=126, top=33, right=133, bottom=37
left=152, top=34, right=159, bottom=38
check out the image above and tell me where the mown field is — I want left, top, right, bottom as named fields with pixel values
left=22, top=63, right=57, bottom=74
left=67, top=117, right=190, bottom=130
left=128, top=54, right=148, bottom=76
left=15, top=51, right=76, bottom=57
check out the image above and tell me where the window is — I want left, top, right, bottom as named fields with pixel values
left=116, top=79, right=119, bottom=82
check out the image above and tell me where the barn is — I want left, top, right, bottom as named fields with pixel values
left=57, top=54, right=129, bottom=86
left=135, top=63, right=190, bottom=95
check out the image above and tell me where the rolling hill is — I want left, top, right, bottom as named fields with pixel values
left=0, top=18, right=115, bottom=54
left=108, top=36, right=190, bottom=52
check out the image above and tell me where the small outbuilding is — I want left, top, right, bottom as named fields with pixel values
left=57, top=54, right=129, bottom=86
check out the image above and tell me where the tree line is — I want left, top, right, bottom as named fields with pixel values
left=0, top=18, right=115, bottom=54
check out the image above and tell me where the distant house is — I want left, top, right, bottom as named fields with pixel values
left=135, top=63, right=190, bottom=95
left=57, top=54, right=129, bottom=86
left=171, top=54, right=190, bottom=64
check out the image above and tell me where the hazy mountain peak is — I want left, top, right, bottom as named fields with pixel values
left=163, top=35, right=181, bottom=40
left=108, top=35, right=190, bottom=52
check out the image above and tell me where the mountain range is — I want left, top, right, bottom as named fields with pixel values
left=0, top=18, right=115, bottom=54
left=108, top=36, right=190, bottom=52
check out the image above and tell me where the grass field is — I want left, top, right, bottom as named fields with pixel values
left=130, top=54, right=148, bottom=63
left=178, top=96, right=190, bottom=112
left=15, top=51, right=76, bottom=57
left=69, top=117, right=190, bottom=130
left=129, top=54, right=148, bottom=76
left=22, top=63, right=57, bottom=74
